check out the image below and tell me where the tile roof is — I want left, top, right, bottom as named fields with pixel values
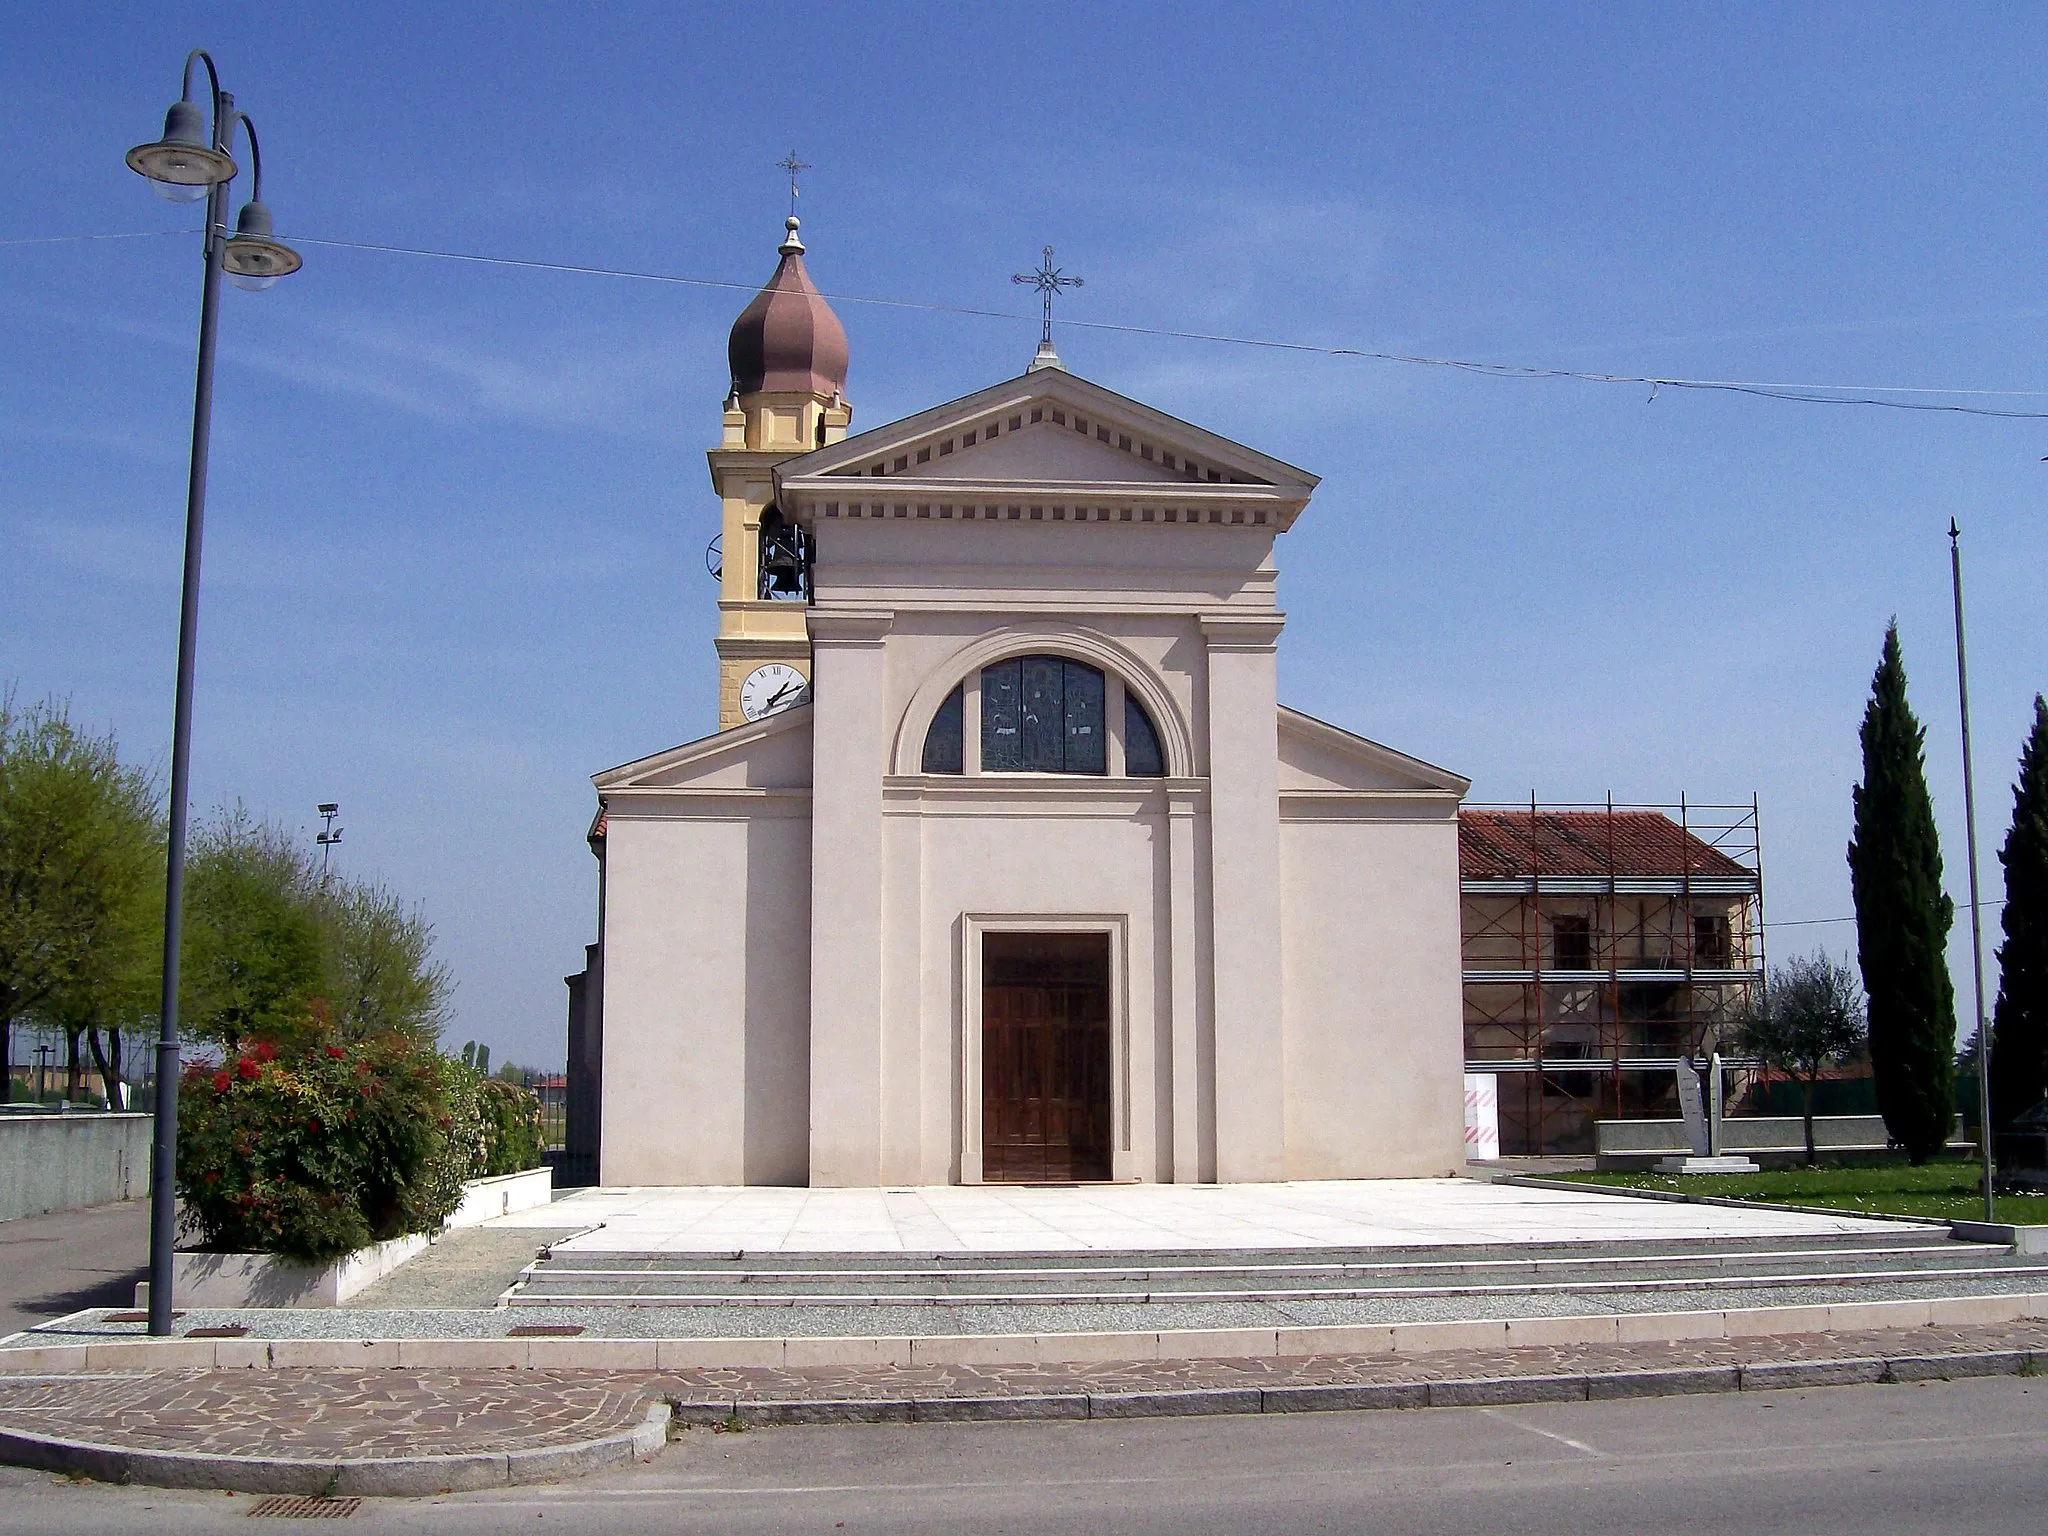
left=1459, top=809, right=1751, bottom=880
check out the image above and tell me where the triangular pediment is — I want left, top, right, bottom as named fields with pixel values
left=1277, top=707, right=1469, bottom=795
left=774, top=370, right=1317, bottom=524
left=595, top=704, right=813, bottom=792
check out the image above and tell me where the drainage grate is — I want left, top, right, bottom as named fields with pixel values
left=246, top=1495, right=360, bottom=1518
left=103, top=1312, right=183, bottom=1324
left=187, top=1325, right=250, bottom=1338
left=508, top=1324, right=584, bottom=1337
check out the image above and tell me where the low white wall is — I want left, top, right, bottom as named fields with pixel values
left=448, top=1166, right=553, bottom=1228
left=1597, top=1115, right=1967, bottom=1158
left=141, top=1166, right=553, bottom=1309
left=137, top=1232, right=431, bottom=1310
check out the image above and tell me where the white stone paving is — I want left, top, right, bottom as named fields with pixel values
left=490, top=1179, right=1934, bottom=1254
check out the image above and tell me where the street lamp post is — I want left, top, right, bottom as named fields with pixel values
left=126, top=50, right=301, bottom=1337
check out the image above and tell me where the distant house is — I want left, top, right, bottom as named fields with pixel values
left=1460, top=802, right=1764, bottom=1156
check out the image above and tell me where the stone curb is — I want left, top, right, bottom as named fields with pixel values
left=659, top=1347, right=2041, bottom=1427
left=0, top=1400, right=669, bottom=1497
left=4, top=1351, right=2035, bottom=1490
left=7, top=1291, right=2046, bottom=1374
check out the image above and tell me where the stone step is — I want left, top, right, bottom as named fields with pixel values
left=517, top=1242, right=2012, bottom=1296
left=509, top=1258, right=2048, bottom=1309
left=528, top=1230, right=1959, bottom=1275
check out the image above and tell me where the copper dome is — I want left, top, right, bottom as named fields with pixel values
left=726, top=217, right=849, bottom=399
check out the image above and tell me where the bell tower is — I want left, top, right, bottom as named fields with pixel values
left=709, top=215, right=852, bottom=730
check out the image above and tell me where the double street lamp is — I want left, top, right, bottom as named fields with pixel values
left=126, top=50, right=302, bottom=1337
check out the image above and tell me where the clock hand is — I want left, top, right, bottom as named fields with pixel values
left=765, top=681, right=800, bottom=709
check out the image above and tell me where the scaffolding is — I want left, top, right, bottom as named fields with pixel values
left=1460, top=796, right=1766, bottom=1156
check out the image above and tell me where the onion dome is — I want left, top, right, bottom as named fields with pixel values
left=726, top=217, right=849, bottom=399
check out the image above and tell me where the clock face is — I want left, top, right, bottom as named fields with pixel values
left=740, top=663, right=809, bottom=722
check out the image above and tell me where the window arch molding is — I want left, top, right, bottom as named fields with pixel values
left=891, top=625, right=1193, bottom=778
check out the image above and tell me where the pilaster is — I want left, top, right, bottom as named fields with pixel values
left=1199, top=611, right=1287, bottom=1182
left=805, top=607, right=894, bottom=1185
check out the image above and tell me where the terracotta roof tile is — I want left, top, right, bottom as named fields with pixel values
left=1458, top=809, right=1750, bottom=880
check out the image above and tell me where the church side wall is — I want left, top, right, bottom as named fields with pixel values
left=598, top=803, right=812, bottom=1186
left=1278, top=808, right=1467, bottom=1178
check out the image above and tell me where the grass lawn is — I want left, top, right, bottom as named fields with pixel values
left=1554, top=1158, right=2048, bottom=1226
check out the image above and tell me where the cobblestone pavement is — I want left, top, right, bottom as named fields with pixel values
left=641, top=1320, right=2048, bottom=1401
left=1, top=1320, right=2043, bottom=1462
left=0, top=1369, right=651, bottom=1457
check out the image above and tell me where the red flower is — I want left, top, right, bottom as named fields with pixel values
left=236, top=1058, right=260, bottom=1082
left=212, top=1071, right=231, bottom=1093
left=253, top=1042, right=278, bottom=1064
left=326, top=1045, right=346, bottom=1060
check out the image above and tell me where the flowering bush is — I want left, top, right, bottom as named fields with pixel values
left=176, top=1032, right=466, bottom=1263
left=476, top=1077, right=545, bottom=1177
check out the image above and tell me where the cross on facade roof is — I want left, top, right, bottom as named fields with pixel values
left=1012, top=245, right=1083, bottom=347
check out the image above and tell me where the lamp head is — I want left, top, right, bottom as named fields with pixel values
left=125, top=98, right=236, bottom=201
left=223, top=199, right=301, bottom=290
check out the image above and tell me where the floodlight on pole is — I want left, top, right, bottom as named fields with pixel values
left=316, top=803, right=343, bottom=879
left=126, top=48, right=302, bottom=1339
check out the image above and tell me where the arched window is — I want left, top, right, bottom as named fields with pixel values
left=920, top=654, right=1170, bottom=777
left=983, top=655, right=1103, bottom=773
left=1124, top=692, right=1165, bottom=776
left=921, top=685, right=964, bottom=773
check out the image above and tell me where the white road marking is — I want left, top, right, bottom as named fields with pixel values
left=1479, top=1407, right=1605, bottom=1457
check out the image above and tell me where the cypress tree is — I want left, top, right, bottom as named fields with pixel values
left=1990, top=696, right=2048, bottom=1130
left=1847, top=623, right=1957, bottom=1163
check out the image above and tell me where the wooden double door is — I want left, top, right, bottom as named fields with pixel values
left=980, top=932, right=1113, bottom=1183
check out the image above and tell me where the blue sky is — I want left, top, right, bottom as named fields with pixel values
left=5, top=4, right=2045, bottom=1068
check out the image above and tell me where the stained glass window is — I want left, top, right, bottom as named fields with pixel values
left=1124, top=693, right=1165, bottom=776
left=926, top=657, right=1166, bottom=776
left=981, top=656, right=1107, bottom=774
left=921, top=685, right=964, bottom=773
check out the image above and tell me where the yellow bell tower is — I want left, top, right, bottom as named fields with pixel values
left=710, top=215, right=853, bottom=730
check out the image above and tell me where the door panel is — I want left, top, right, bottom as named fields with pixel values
left=981, top=932, right=1113, bottom=1182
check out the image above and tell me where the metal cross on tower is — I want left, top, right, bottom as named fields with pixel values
left=777, top=151, right=811, bottom=218
left=1012, top=245, right=1083, bottom=347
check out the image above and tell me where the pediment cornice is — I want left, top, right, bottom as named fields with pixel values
left=772, top=370, right=1318, bottom=529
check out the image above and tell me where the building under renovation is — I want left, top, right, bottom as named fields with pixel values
left=1460, top=801, right=1765, bottom=1156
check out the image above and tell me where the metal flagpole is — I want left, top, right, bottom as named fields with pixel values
left=1948, top=519, right=1995, bottom=1223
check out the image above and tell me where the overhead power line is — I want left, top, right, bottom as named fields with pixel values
left=1765, top=896, right=2007, bottom=929
left=0, top=228, right=195, bottom=247
left=15, top=227, right=2048, bottom=419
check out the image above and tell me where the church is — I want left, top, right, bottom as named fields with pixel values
left=575, top=216, right=1472, bottom=1188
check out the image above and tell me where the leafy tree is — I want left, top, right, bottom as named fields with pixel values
left=0, top=694, right=162, bottom=1103
left=318, top=880, right=451, bottom=1046
left=178, top=807, right=326, bottom=1056
left=1739, top=953, right=1868, bottom=1164
left=1848, top=623, right=1958, bottom=1163
left=1990, top=696, right=2048, bottom=1131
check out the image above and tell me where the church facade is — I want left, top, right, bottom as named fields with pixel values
left=583, top=218, right=1471, bottom=1187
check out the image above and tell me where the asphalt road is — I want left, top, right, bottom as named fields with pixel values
left=0, top=1199, right=147, bottom=1335
left=1, top=1376, right=2043, bottom=1533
